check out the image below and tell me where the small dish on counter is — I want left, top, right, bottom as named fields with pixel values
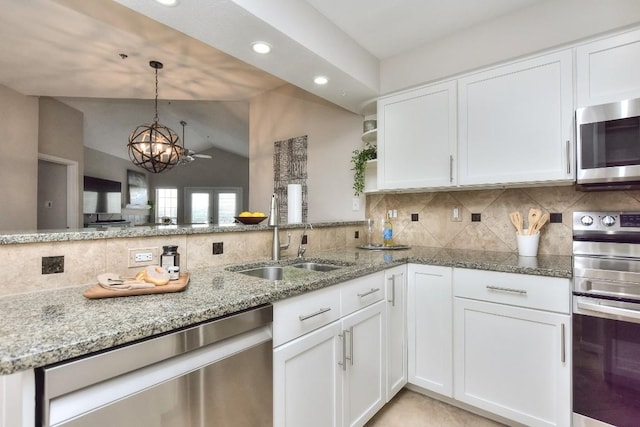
left=357, top=244, right=410, bottom=250
left=234, top=216, right=268, bottom=225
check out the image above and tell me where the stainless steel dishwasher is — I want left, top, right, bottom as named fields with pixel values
left=36, top=305, right=273, bottom=427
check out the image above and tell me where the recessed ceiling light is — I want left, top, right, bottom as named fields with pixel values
left=251, top=42, right=272, bottom=54
left=314, top=76, right=329, bottom=85
left=154, top=0, right=179, bottom=6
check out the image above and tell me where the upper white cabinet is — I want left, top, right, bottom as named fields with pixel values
left=577, top=28, right=640, bottom=107
left=377, top=81, right=457, bottom=190
left=458, top=50, right=574, bottom=186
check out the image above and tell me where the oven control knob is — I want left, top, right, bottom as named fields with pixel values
left=580, top=215, right=593, bottom=226
left=602, top=215, right=616, bottom=227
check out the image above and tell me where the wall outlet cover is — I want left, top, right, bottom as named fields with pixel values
left=411, top=213, right=419, bottom=222
left=550, top=213, right=563, bottom=223
left=471, top=213, right=481, bottom=222
left=354, top=231, right=359, bottom=239
left=128, top=248, right=158, bottom=267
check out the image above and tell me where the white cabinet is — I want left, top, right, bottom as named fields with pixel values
left=453, top=268, right=571, bottom=427
left=273, top=272, right=386, bottom=427
left=457, top=50, right=574, bottom=186
left=273, top=322, right=343, bottom=427
left=407, top=264, right=453, bottom=397
left=377, top=80, right=457, bottom=190
left=577, top=28, right=640, bottom=107
left=0, top=370, right=35, bottom=427
left=384, top=265, right=407, bottom=401
left=342, top=301, right=386, bottom=427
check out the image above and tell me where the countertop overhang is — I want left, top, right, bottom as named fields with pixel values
left=0, top=247, right=571, bottom=375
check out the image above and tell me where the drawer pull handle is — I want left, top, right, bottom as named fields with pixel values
left=486, top=285, right=527, bottom=295
left=298, top=307, right=331, bottom=321
left=357, top=288, right=380, bottom=298
left=338, top=331, right=347, bottom=371
left=561, top=323, right=566, bottom=363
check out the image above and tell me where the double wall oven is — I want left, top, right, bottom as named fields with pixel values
left=573, top=212, right=640, bottom=426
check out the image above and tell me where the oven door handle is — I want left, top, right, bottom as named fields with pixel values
left=577, top=300, right=640, bottom=322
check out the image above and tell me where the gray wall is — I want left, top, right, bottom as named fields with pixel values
left=0, top=84, right=39, bottom=231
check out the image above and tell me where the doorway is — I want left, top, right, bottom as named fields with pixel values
left=184, top=187, right=242, bottom=226
left=37, top=154, right=79, bottom=230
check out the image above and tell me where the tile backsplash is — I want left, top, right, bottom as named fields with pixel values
left=366, top=185, right=640, bottom=255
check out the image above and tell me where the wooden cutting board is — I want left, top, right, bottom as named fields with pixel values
left=83, top=273, right=190, bottom=299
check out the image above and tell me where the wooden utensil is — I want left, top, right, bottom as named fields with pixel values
left=509, top=211, right=524, bottom=235
left=527, top=208, right=542, bottom=235
left=530, top=212, right=549, bottom=235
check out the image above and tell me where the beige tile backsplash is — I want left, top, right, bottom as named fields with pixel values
left=366, top=185, right=640, bottom=256
left=3, top=184, right=638, bottom=297
left=0, top=225, right=362, bottom=297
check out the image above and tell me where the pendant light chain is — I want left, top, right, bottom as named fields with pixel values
left=154, top=66, right=159, bottom=124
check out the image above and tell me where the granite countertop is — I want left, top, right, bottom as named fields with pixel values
left=0, top=247, right=572, bottom=375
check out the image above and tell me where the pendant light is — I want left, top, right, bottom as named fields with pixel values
left=127, top=61, right=183, bottom=173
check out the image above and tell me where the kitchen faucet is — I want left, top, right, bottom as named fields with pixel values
left=297, top=223, right=313, bottom=258
left=268, top=193, right=290, bottom=260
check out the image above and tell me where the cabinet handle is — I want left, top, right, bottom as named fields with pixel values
left=348, top=327, right=354, bottom=366
left=357, top=287, right=380, bottom=298
left=298, top=307, right=331, bottom=321
left=566, top=140, right=571, bottom=174
left=449, top=155, right=454, bottom=183
left=388, top=276, right=396, bottom=307
left=338, top=331, right=347, bottom=371
left=561, top=323, right=566, bottom=363
left=486, top=285, right=527, bottom=295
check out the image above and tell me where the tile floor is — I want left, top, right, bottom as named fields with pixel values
left=366, top=389, right=506, bottom=426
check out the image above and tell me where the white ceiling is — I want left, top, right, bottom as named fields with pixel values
left=0, top=0, right=549, bottom=159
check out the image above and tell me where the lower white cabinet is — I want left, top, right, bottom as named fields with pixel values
left=0, top=370, right=35, bottom=427
left=384, top=265, right=407, bottom=401
left=273, top=272, right=386, bottom=427
left=453, top=269, right=571, bottom=427
left=407, top=264, right=453, bottom=396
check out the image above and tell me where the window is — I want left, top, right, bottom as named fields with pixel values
left=155, top=188, right=178, bottom=224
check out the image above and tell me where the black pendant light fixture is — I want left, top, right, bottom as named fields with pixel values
left=127, top=60, right=183, bottom=173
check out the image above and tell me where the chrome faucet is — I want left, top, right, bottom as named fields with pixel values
left=297, top=223, right=313, bottom=258
left=268, top=193, right=290, bottom=260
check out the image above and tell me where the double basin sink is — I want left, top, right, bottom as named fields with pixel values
left=230, top=260, right=348, bottom=281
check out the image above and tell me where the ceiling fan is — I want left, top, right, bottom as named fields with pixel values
left=179, top=120, right=213, bottom=164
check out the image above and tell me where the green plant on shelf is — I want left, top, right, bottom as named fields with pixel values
left=351, top=142, right=377, bottom=196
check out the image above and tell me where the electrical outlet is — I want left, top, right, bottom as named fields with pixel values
left=550, top=213, right=563, bottom=223
left=128, top=248, right=158, bottom=267
left=411, top=213, right=419, bottom=222
left=452, top=207, right=462, bottom=222
left=213, top=242, right=224, bottom=255
left=471, top=213, right=481, bottom=222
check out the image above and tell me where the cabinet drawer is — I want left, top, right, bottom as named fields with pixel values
left=273, top=285, right=341, bottom=347
left=453, top=268, right=570, bottom=314
left=341, top=272, right=385, bottom=317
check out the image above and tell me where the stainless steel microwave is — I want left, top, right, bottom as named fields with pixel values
left=576, top=98, right=640, bottom=190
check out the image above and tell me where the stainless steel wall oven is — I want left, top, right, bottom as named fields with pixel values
left=573, top=212, right=640, bottom=426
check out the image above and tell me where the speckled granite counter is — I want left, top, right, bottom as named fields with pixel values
left=0, top=247, right=571, bottom=375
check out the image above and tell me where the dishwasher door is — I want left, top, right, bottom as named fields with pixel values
left=37, top=305, right=273, bottom=427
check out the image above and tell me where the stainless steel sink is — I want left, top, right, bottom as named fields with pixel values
left=292, top=262, right=343, bottom=272
left=237, top=266, right=283, bottom=280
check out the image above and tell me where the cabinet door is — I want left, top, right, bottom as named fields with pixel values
left=274, top=321, right=343, bottom=427
left=377, top=80, right=457, bottom=190
left=342, top=301, right=386, bottom=427
left=577, top=28, right=640, bottom=107
left=407, top=264, right=453, bottom=397
left=0, top=370, right=35, bottom=427
left=385, top=265, right=407, bottom=401
left=453, top=298, right=570, bottom=427
left=458, top=50, right=574, bottom=186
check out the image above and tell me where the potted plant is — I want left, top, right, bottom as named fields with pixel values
left=351, top=142, right=377, bottom=196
